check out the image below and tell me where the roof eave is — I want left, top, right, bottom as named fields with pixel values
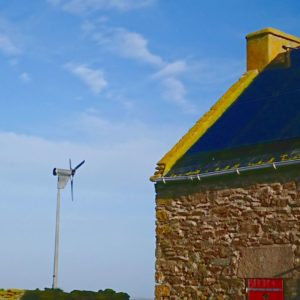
left=153, top=158, right=300, bottom=183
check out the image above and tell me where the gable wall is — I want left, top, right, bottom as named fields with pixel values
left=155, top=173, right=300, bottom=299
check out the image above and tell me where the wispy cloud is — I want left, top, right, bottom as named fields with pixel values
left=152, top=60, right=188, bottom=79
left=162, top=77, right=186, bottom=105
left=64, top=63, right=107, bottom=94
left=0, top=33, right=20, bottom=56
left=48, top=0, right=155, bottom=14
left=190, top=59, right=243, bottom=86
left=93, top=27, right=164, bottom=66
left=85, top=24, right=197, bottom=112
left=151, top=60, right=197, bottom=113
left=162, top=77, right=196, bottom=114
left=20, top=72, right=31, bottom=83
left=82, top=22, right=196, bottom=112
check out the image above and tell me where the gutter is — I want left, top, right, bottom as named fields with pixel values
left=153, top=159, right=300, bottom=183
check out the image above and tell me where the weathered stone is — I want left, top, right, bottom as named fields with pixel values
left=294, top=245, right=300, bottom=256
left=156, top=198, right=174, bottom=207
left=186, top=220, right=197, bottom=227
left=283, top=182, right=297, bottom=190
left=203, top=277, right=216, bottom=286
left=239, top=223, right=260, bottom=235
left=260, top=237, right=274, bottom=245
left=292, top=207, right=300, bottom=215
left=155, top=284, right=170, bottom=299
left=211, top=206, right=230, bottom=216
left=238, top=245, right=294, bottom=278
left=275, top=196, right=289, bottom=207
left=156, top=224, right=171, bottom=236
left=156, top=210, right=169, bottom=222
left=191, top=208, right=207, bottom=216
left=210, top=258, right=230, bottom=266
left=155, top=180, right=300, bottom=299
left=215, top=229, right=227, bottom=237
left=201, top=230, right=215, bottom=240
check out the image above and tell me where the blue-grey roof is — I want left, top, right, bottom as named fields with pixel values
left=168, top=49, right=300, bottom=177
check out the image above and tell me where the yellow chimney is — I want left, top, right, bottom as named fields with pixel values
left=246, top=27, right=300, bottom=71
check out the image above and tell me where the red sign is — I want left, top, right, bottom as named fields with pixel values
left=248, top=279, right=284, bottom=300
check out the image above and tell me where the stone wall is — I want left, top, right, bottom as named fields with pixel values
left=155, top=179, right=300, bottom=299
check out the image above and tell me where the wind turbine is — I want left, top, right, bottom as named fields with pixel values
left=51, top=159, right=85, bottom=289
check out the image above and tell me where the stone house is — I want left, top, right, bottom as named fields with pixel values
left=151, top=28, right=300, bottom=299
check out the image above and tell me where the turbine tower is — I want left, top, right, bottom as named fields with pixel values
left=52, top=159, right=85, bottom=289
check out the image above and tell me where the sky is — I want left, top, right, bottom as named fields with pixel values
left=1, top=0, right=300, bottom=299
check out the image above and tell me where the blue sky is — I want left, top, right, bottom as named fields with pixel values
left=1, top=0, right=300, bottom=298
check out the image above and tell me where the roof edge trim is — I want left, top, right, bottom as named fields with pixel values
left=150, top=69, right=259, bottom=182
left=153, top=158, right=300, bottom=183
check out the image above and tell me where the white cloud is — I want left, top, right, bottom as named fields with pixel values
left=151, top=60, right=197, bottom=112
left=65, top=63, right=107, bottom=94
left=75, top=113, right=150, bottom=144
left=81, top=22, right=196, bottom=112
left=153, top=60, right=188, bottom=79
left=162, top=77, right=197, bottom=114
left=20, top=72, right=31, bottom=83
left=162, top=77, right=186, bottom=104
left=48, top=0, right=155, bottom=13
left=189, top=59, right=243, bottom=85
left=0, top=33, right=20, bottom=55
left=87, top=25, right=198, bottom=112
left=0, top=115, right=180, bottom=183
left=93, top=27, right=164, bottom=66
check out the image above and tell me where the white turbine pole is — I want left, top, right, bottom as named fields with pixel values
left=51, top=160, right=85, bottom=289
left=52, top=188, right=61, bottom=289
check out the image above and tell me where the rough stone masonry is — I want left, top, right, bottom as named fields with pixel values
left=155, top=174, right=300, bottom=299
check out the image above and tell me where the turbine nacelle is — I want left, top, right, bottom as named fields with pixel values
left=52, top=159, right=85, bottom=199
left=53, top=168, right=72, bottom=177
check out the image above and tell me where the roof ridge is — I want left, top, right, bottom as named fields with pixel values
left=150, top=69, right=259, bottom=181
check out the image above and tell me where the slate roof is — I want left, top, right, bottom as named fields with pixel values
left=156, top=48, right=300, bottom=179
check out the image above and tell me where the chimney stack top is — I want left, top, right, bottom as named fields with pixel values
left=246, top=27, right=300, bottom=71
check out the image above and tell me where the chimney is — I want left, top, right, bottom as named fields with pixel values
left=246, top=27, right=300, bottom=71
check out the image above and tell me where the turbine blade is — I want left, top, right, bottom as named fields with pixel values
left=71, top=177, right=74, bottom=201
left=74, top=160, right=85, bottom=171
left=69, top=158, right=72, bottom=170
